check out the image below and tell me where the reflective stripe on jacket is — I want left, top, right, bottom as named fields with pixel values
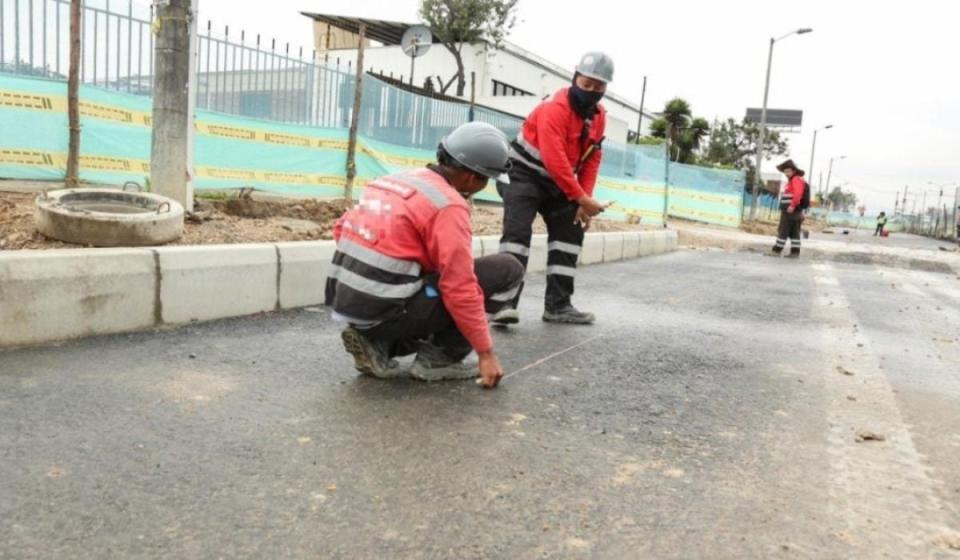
left=780, top=175, right=806, bottom=211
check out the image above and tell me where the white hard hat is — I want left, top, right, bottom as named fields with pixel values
left=576, top=51, right=615, bottom=83
left=440, top=121, right=512, bottom=184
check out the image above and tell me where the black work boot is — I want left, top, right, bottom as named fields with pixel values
left=341, top=327, right=402, bottom=378
left=543, top=304, right=596, bottom=325
left=410, top=341, right=478, bottom=382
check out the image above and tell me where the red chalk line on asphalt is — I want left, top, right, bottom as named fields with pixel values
left=502, top=334, right=606, bottom=381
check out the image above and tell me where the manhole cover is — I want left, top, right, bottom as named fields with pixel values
left=35, top=188, right=185, bottom=247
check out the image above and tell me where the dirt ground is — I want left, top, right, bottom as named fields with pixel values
left=668, top=215, right=830, bottom=253
left=739, top=215, right=829, bottom=237
left=0, top=190, right=645, bottom=251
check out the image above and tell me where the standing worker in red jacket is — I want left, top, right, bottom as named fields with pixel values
left=492, top=52, right=614, bottom=326
left=770, top=159, right=809, bottom=258
left=326, top=122, right=524, bottom=388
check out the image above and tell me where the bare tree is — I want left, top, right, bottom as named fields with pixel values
left=66, top=0, right=82, bottom=187
left=419, top=0, right=518, bottom=97
left=345, top=23, right=367, bottom=203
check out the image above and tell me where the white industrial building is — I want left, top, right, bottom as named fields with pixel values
left=302, top=13, right=654, bottom=144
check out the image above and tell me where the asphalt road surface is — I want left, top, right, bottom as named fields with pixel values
left=2, top=249, right=960, bottom=559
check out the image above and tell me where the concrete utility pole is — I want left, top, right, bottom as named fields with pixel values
left=825, top=155, right=845, bottom=196
left=636, top=76, right=647, bottom=140
left=344, top=22, right=367, bottom=203
left=65, top=0, right=82, bottom=187
left=150, top=0, right=198, bottom=210
left=808, top=124, right=832, bottom=194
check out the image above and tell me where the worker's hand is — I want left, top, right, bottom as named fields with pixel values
left=477, top=351, right=504, bottom=389
left=787, top=206, right=795, bottom=214
left=576, top=196, right=607, bottom=217
left=574, top=207, right=593, bottom=231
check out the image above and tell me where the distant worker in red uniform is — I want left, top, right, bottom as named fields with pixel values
left=770, top=159, right=810, bottom=258
left=326, top=122, right=524, bottom=389
left=493, top=52, right=615, bottom=326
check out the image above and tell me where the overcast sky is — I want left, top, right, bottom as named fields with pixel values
left=195, top=0, right=960, bottom=211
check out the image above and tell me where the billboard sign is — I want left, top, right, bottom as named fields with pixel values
left=745, top=108, right=803, bottom=128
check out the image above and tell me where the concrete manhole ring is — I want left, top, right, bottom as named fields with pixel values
left=35, top=188, right=185, bottom=247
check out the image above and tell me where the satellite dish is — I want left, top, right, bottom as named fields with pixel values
left=401, top=25, right=433, bottom=58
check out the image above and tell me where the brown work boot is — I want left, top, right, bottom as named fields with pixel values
left=409, top=342, right=478, bottom=382
left=341, top=327, right=402, bottom=378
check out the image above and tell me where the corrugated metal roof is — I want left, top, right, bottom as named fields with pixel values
left=300, top=13, right=440, bottom=47
left=300, top=12, right=652, bottom=118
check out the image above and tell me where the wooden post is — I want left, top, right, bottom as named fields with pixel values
left=468, top=71, right=475, bottom=122
left=344, top=22, right=366, bottom=203
left=636, top=76, right=647, bottom=140
left=65, top=0, right=82, bottom=187
left=468, top=72, right=477, bottom=210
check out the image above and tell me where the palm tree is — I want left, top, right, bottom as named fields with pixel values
left=686, top=118, right=710, bottom=150
left=643, top=99, right=710, bottom=163
left=676, top=117, right=710, bottom=163
left=648, top=118, right=668, bottom=139
left=662, top=98, right=692, bottom=160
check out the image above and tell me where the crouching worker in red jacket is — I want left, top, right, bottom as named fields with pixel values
left=325, top=122, right=524, bottom=389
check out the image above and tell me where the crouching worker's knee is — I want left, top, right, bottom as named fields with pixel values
left=477, top=253, right=525, bottom=286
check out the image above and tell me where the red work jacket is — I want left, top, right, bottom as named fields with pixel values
left=511, top=87, right=606, bottom=200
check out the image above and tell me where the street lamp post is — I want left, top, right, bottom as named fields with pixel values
left=809, top=124, right=833, bottom=195
left=749, top=27, right=813, bottom=221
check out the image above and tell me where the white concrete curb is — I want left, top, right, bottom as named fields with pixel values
left=0, top=248, right=156, bottom=348
left=0, top=229, right=679, bottom=349
left=158, top=244, right=277, bottom=324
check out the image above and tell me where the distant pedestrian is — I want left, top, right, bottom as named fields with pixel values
left=769, top=159, right=809, bottom=258
left=955, top=205, right=960, bottom=242
left=874, top=212, right=887, bottom=236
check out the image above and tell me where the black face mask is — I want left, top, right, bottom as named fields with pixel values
left=569, top=81, right=604, bottom=116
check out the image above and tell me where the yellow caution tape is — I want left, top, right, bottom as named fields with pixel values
left=1, top=86, right=428, bottom=168
left=1, top=147, right=374, bottom=188
left=0, top=85, right=740, bottom=223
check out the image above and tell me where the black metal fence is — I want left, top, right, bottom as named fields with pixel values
left=0, top=0, right=526, bottom=149
left=2, top=0, right=689, bottom=175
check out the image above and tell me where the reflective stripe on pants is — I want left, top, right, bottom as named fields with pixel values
left=497, top=166, right=584, bottom=311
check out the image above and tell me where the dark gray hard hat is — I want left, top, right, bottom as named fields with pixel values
left=576, top=51, right=614, bottom=83
left=440, top=122, right=512, bottom=184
